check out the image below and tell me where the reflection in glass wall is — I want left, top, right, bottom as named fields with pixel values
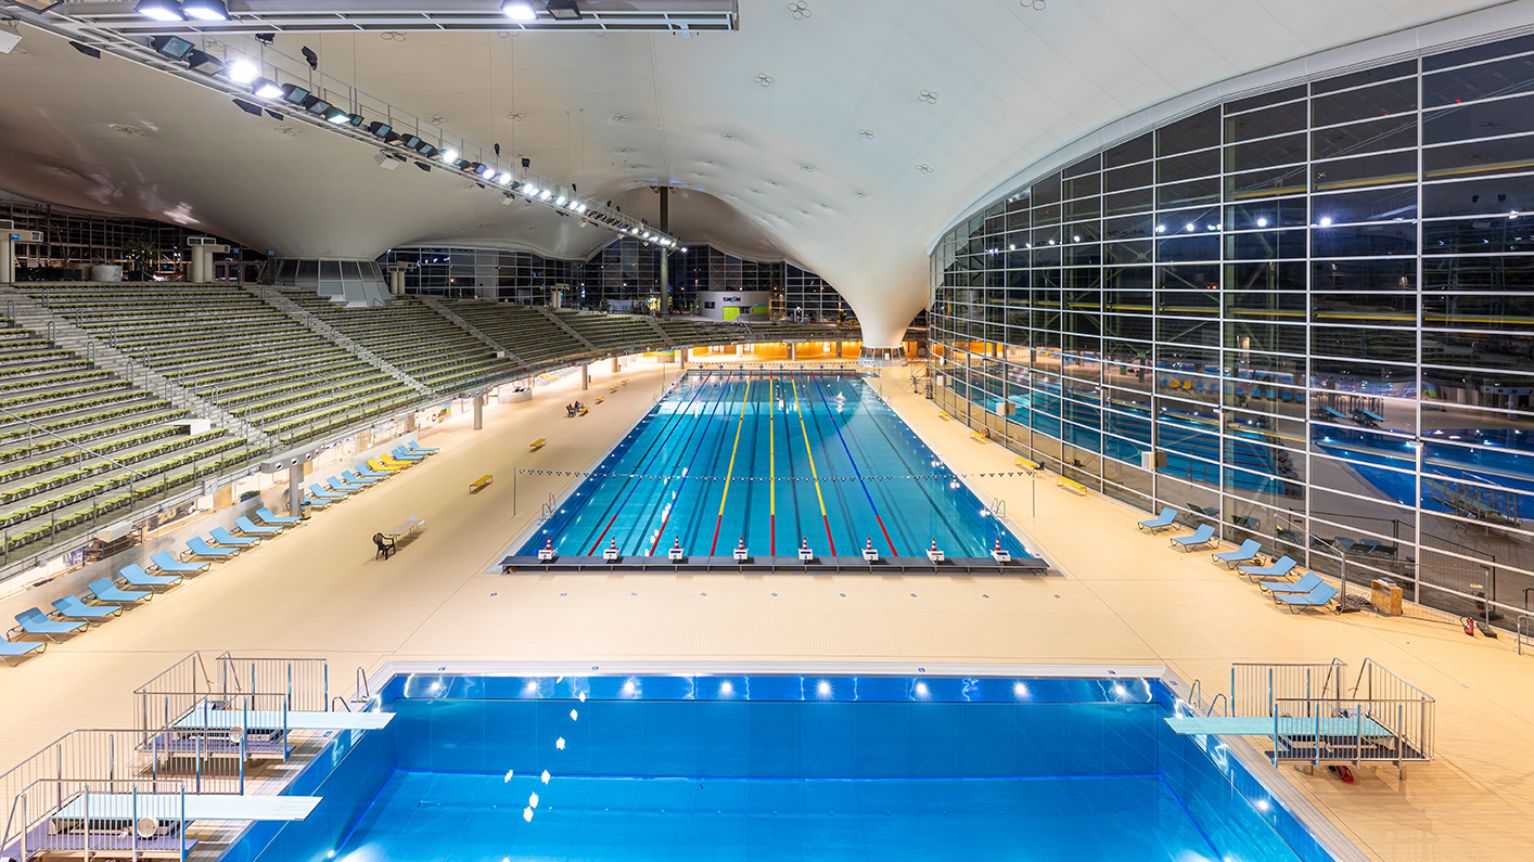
left=929, top=33, right=1534, bottom=622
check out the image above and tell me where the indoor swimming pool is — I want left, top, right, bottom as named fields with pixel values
left=227, top=673, right=1337, bottom=862
left=517, top=371, right=1032, bottom=560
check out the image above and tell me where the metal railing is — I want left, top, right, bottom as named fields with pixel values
left=1229, top=660, right=1347, bottom=719
left=0, top=728, right=241, bottom=858
left=2, top=778, right=189, bottom=862
left=1519, top=614, right=1532, bottom=656
left=133, top=652, right=330, bottom=734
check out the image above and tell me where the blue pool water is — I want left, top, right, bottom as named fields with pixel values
left=229, top=675, right=1337, bottom=862
left=520, top=372, right=1031, bottom=559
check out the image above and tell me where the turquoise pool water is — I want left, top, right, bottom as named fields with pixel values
left=228, top=675, right=1337, bottom=862
left=519, top=371, right=1032, bottom=560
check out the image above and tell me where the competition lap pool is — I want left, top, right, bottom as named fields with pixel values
left=227, top=673, right=1341, bottom=862
left=512, top=371, right=1035, bottom=563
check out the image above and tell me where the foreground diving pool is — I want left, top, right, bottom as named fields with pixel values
left=227, top=673, right=1341, bottom=862
left=516, top=371, right=1034, bottom=561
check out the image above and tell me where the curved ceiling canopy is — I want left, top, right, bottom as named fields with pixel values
left=0, top=0, right=1509, bottom=345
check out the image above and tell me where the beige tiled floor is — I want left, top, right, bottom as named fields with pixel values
left=0, top=359, right=1529, bottom=861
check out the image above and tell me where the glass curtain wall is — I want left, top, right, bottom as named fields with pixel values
left=930, top=32, right=1534, bottom=622
left=384, top=240, right=849, bottom=316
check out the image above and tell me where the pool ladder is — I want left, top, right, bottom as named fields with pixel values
left=538, top=493, right=557, bottom=523
left=1183, top=679, right=1229, bottom=717
left=331, top=666, right=373, bottom=712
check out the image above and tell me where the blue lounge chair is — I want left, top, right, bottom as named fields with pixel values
left=341, top=470, right=379, bottom=487
left=1212, top=539, right=1261, bottom=568
left=1318, top=406, right=1349, bottom=422
left=210, top=527, right=259, bottom=548
left=1239, top=555, right=1297, bottom=583
left=1137, top=507, right=1178, bottom=533
left=87, top=578, right=151, bottom=606
left=327, top=476, right=365, bottom=492
left=186, top=536, right=239, bottom=559
left=1170, top=523, right=1216, bottom=551
left=353, top=465, right=389, bottom=480
left=406, top=439, right=438, bottom=454
left=52, top=595, right=122, bottom=623
left=14, top=608, right=85, bottom=641
left=308, top=484, right=345, bottom=501
left=236, top=516, right=283, bottom=536
left=1273, top=582, right=1339, bottom=612
left=1260, top=572, right=1324, bottom=594
left=303, top=496, right=334, bottom=510
left=256, top=507, right=302, bottom=526
left=120, top=564, right=180, bottom=589
left=1353, top=408, right=1385, bottom=427
left=152, top=551, right=209, bottom=575
left=390, top=447, right=427, bottom=462
left=0, top=640, right=45, bottom=666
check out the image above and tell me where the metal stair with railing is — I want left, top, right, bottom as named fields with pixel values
left=533, top=305, right=598, bottom=353
left=246, top=286, right=434, bottom=399
left=417, top=294, right=532, bottom=370
left=0, top=284, right=275, bottom=450
left=644, top=315, right=676, bottom=347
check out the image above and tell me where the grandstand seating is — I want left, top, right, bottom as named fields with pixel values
left=0, top=316, right=254, bottom=558
left=450, top=301, right=593, bottom=370
left=283, top=291, right=524, bottom=395
left=1, top=284, right=871, bottom=563
left=20, top=284, right=419, bottom=446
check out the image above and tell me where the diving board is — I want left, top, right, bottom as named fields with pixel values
left=53, top=793, right=321, bottom=822
left=1166, top=715, right=1392, bottom=738
left=174, top=705, right=394, bottom=732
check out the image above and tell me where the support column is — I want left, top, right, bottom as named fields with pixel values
left=658, top=186, right=671, bottom=316
left=611, top=357, right=620, bottom=372
left=789, top=342, right=798, bottom=361
left=0, top=236, right=12, bottom=284
left=679, top=349, right=688, bottom=369
left=581, top=364, right=590, bottom=390
left=405, top=412, right=418, bottom=433
left=287, top=461, right=305, bottom=517
left=835, top=341, right=843, bottom=358
left=473, top=393, right=484, bottom=430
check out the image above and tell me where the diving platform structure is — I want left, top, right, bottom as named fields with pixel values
left=1167, top=659, right=1435, bottom=775
left=0, top=652, right=392, bottom=861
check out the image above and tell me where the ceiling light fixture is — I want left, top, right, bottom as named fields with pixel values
left=226, top=59, right=258, bottom=85
left=181, top=0, right=229, bottom=21
left=135, top=0, right=185, bottom=23
left=546, top=0, right=583, bottom=20
left=150, top=35, right=195, bottom=62
left=252, top=78, right=282, bottom=99
left=441, top=147, right=459, bottom=163
left=502, top=0, right=536, bottom=21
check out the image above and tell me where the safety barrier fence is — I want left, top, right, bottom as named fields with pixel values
left=133, top=653, right=330, bottom=736
left=1, top=778, right=190, bottom=862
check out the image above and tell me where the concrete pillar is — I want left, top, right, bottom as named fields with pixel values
left=0, top=236, right=12, bottom=284
left=405, top=412, right=418, bottom=433
left=472, top=393, right=484, bottom=430
left=789, top=342, right=798, bottom=361
left=735, top=344, right=743, bottom=356
left=835, top=342, right=843, bottom=358
left=680, top=349, right=688, bottom=369
left=611, top=357, right=621, bottom=372
left=658, top=186, right=671, bottom=315
left=287, top=461, right=306, bottom=517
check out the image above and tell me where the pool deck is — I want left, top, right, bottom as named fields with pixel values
left=0, top=358, right=1529, bottom=861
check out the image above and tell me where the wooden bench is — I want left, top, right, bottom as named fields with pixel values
left=1014, top=457, right=1040, bottom=474
left=468, top=474, right=493, bottom=493
left=1056, top=477, right=1087, bottom=496
left=529, top=438, right=547, bottom=452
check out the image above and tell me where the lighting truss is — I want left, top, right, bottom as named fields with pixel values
left=57, top=1, right=737, bottom=36
left=0, top=2, right=681, bottom=247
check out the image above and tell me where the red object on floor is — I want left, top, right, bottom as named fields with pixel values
left=1462, top=616, right=1475, bottom=636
